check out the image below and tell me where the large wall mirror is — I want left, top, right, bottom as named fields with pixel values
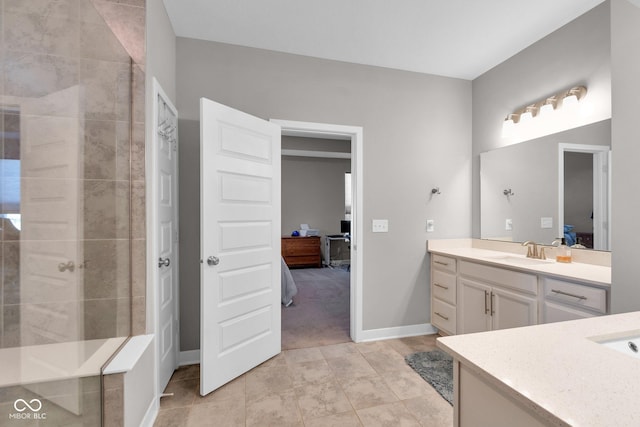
left=480, top=119, right=611, bottom=251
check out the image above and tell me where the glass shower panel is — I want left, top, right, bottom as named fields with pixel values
left=1, top=0, right=134, bottom=424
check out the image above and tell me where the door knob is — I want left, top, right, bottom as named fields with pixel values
left=58, top=261, right=75, bottom=272
left=158, top=257, right=170, bottom=268
left=207, top=256, right=220, bottom=266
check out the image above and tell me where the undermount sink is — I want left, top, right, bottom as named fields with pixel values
left=593, top=333, right=640, bottom=360
left=483, top=255, right=553, bottom=266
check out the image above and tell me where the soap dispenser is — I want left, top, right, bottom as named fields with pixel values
left=556, top=238, right=572, bottom=263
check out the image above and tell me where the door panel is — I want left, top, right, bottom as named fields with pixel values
left=200, top=98, right=281, bottom=396
left=457, top=278, right=491, bottom=334
left=491, top=287, right=537, bottom=331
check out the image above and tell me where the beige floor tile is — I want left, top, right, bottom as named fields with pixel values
left=304, top=410, right=363, bottom=427
left=340, top=376, right=398, bottom=410
left=287, top=359, right=335, bottom=387
left=186, top=398, right=245, bottom=427
left=245, top=365, right=293, bottom=403
left=294, top=379, right=353, bottom=420
left=259, top=351, right=287, bottom=368
left=326, top=353, right=378, bottom=380
left=385, top=335, right=438, bottom=356
left=159, top=378, right=199, bottom=409
left=283, top=347, right=325, bottom=364
left=320, top=342, right=360, bottom=359
left=153, top=407, right=191, bottom=427
left=363, top=347, right=411, bottom=374
left=381, top=367, right=434, bottom=400
left=357, top=402, right=421, bottom=427
left=245, top=390, right=304, bottom=427
left=194, top=375, right=245, bottom=405
left=403, top=392, right=453, bottom=426
left=169, top=364, right=200, bottom=382
left=355, top=341, right=391, bottom=354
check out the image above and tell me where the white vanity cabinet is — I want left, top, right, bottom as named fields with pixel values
left=457, top=261, right=537, bottom=334
left=430, top=254, right=457, bottom=335
left=541, top=276, right=607, bottom=323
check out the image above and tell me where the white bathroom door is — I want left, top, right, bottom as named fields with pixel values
left=200, top=98, right=281, bottom=396
left=155, top=85, right=180, bottom=395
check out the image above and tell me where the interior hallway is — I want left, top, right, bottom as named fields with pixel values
left=154, top=335, right=452, bottom=426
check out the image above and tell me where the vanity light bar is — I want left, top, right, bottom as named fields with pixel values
left=503, top=86, right=587, bottom=124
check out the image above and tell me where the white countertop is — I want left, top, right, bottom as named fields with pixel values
left=428, top=244, right=610, bottom=287
left=438, top=311, right=640, bottom=427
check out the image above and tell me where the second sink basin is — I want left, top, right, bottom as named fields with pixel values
left=593, top=333, right=640, bottom=360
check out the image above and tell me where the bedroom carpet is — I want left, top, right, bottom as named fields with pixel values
left=282, top=266, right=351, bottom=350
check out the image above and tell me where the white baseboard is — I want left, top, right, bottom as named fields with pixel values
left=357, top=323, right=438, bottom=342
left=179, top=350, right=200, bottom=366
left=178, top=324, right=436, bottom=364
left=139, top=398, right=158, bottom=427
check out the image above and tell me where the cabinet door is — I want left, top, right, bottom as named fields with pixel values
left=491, top=287, right=537, bottom=331
left=458, top=278, right=491, bottom=334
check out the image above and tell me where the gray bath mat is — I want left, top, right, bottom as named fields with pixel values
left=405, top=349, right=453, bottom=405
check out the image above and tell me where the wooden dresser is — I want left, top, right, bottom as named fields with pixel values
left=282, top=236, right=321, bottom=268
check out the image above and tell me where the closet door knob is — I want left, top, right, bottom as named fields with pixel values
left=207, top=256, right=220, bottom=266
left=158, top=257, right=170, bottom=268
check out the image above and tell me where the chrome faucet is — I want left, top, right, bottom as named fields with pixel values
left=522, top=241, right=546, bottom=260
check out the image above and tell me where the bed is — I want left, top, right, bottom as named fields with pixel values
left=281, top=256, right=298, bottom=307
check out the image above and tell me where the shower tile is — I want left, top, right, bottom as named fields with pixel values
left=131, top=179, right=145, bottom=240
left=131, top=238, right=145, bottom=297
left=83, top=239, right=129, bottom=299
left=131, top=122, right=145, bottom=181
left=80, top=12, right=130, bottom=63
left=116, top=296, right=131, bottom=337
left=79, top=58, right=129, bottom=121
left=115, top=120, right=132, bottom=181
left=4, top=0, right=80, bottom=18
left=3, top=51, right=79, bottom=98
left=116, top=61, right=132, bottom=122
left=2, top=241, right=19, bottom=304
left=104, top=382, right=124, bottom=427
left=83, top=179, right=130, bottom=240
left=132, top=64, right=145, bottom=122
left=4, top=9, right=80, bottom=57
left=90, top=0, right=145, bottom=66
left=2, top=304, right=21, bottom=348
left=22, top=300, right=83, bottom=344
left=84, top=119, right=117, bottom=180
left=131, top=295, right=145, bottom=335
left=84, top=298, right=118, bottom=339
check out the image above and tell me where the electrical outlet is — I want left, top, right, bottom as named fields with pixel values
left=372, top=219, right=389, bottom=233
left=540, top=217, right=553, bottom=229
left=426, top=219, right=435, bottom=232
left=505, top=219, right=512, bottom=231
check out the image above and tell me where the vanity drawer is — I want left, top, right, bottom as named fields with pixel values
left=432, top=298, right=456, bottom=335
left=432, top=270, right=456, bottom=305
left=432, top=254, right=457, bottom=274
left=543, top=278, right=606, bottom=314
left=459, top=260, right=537, bottom=295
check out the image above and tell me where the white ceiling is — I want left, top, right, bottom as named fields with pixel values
left=163, top=0, right=605, bottom=80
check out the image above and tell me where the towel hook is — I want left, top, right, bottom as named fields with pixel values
left=431, top=187, right=441, bottom=195
left=503, top=188, right=515, bottom=196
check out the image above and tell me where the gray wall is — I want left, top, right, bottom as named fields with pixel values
left=472, top=3, right=611, bottom=238
left=282, top=155, right=351, bottom=254
left=176, top=38, right=472, bottom=350
left=611, top=0, right=640, bottom=313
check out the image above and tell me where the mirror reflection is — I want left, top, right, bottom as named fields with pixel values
left=480, top=119, right=611, bottom=251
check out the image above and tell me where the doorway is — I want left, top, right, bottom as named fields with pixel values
left=272, top=120, right=364, bottom=343
left=558, top=143, right=610, bottom=251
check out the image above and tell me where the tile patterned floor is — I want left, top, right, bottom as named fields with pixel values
left=154, top=335, right=453, bottom=426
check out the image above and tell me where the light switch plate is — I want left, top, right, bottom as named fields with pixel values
left=426, top=219, right=435, bottom=232
left=372, top=219, right=389, bottom=233
left=505, top=219, right=512, bottom=231
left=541, top=217, right=553, bottom=229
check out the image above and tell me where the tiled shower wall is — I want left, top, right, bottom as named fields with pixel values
left=0, top=0, right=146, bottom=345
